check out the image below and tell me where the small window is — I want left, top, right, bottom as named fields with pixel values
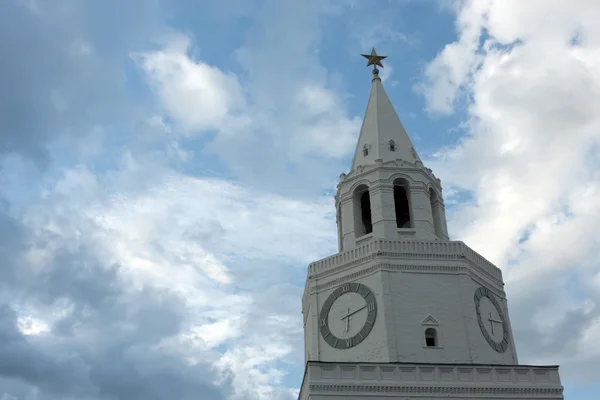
left=389, top=140, right=396, bottom=151
left=363, top=144, right=369, bottom=156
left=425, top=328, right=437, bottom=347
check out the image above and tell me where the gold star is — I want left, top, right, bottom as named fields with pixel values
left=361, top=47, right=387, bottom=69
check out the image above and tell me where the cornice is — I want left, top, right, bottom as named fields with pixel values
left=307, top=262, right=505, bottom=299
left=312, top=263, right=465, bottom=292
left=308, top=239, right=503, bottom=283
left=298, top=362, right=563, bottom=400
left=308, top=384, right=562, bottom=395
left=340, top=158, right=441, bottom=189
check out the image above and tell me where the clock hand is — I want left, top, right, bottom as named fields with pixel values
left=344, top=308, right=350, bottom=332
left=341, top=304, right=367, bottom=320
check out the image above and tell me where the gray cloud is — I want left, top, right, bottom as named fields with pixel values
left=0, top=204, right=229, bottom=399
left=0, top=0, right=161, bottom=166
left=0, top=2, right=236, bottom=397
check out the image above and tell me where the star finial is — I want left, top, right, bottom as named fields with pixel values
left=361, top=47, right=387, bottom=72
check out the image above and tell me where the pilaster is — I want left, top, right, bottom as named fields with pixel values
left=369, top=185, right=398, bottom=240
left=409, top=185, right=435, bottom=240
left=340, top=197, right=356, bottom=250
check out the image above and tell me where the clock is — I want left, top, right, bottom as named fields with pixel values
left=319, top=282, right=377, bottom=349
left=474, top=286, right=510, bottom=353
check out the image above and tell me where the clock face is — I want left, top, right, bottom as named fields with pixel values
left=474, top=286, right=510, bottom=353
left=319, top=282, right=377, bottom=350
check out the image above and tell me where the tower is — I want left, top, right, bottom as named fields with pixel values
left=298, top=49, right=564, bottom=399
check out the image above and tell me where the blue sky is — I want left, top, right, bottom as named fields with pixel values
left=1, top=0, right=600, bottom=399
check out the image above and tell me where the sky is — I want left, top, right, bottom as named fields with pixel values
left=0, top=0, right=599, bottom=399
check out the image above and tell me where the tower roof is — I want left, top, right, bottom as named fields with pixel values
left=351, top=50, right=419, bottom=170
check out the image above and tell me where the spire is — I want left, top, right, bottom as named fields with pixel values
left=352, top=49, right=420, bottom=170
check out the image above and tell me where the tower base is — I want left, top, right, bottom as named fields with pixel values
left=298, top=361, right=563, bottom=399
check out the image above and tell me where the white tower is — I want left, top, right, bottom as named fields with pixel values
left=298, top=49, right=564, bottom=399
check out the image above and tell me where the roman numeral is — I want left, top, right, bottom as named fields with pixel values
left=368, top=302, right=375, bottom=311
left=346, top=338, right=352, bottom=347
left=342, top=284, right=350, bottom=293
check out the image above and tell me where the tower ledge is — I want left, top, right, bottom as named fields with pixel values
left=308, top=238, right=502, bottom=281
left=341, top=158, right=441, bottom=187
left=299, top=361, right=563, bottom=400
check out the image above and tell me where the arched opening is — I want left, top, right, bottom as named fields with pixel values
left=388, top=140, right=396, bottom=152
left=425, top=328, right=437, bottom=347
left=353, top=185, right=372, bottom=237
left=429, top=188, right=444, bottom=237
left=393, top=178, right=411, bottom=228
left=360, top=192, right=373, bottom=235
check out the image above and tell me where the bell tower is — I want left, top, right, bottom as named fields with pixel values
left=336, top=52, right=449, bottom=251
left=298, top=49, right=564, bottom=399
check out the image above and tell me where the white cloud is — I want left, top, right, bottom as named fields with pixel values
left=20, top=155, right=336, bottom=398
left=289, top=82, right=360, bottom=159
left=134, top=17, right=360, bottom=192
left=423, top=0, right=600, bottom=382
left=134, top=34, right=250, bottom=135
left=17, top=315, right=50, bottom=335
left=422, top=0, right=491, bottom=114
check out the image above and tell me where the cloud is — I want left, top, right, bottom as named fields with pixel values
left=0, top=1, right=365, bottom=397
left=422, top=0, right=600, bottom=383
left=0, top=149, right=337, bottom=398
left=0, top=0, right=162, bottom=167
left=134, top=34, right=249, bottom=135
left=134, top=0, right=361, bottom=195
left=0, top=212, right=228, bottom=400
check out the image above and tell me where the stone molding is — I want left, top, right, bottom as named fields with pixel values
left=298, top=362, right=563, bottom=399
left=312, top=263, right=463, bottom=291
left=308, top=384, right=562, bottom=395
left=307, top=239, right=502, bottom=281
left=309, top=262, right=504, bottom=296
left=409, top=185, right=429, bottom=195
left=341, top=158, right=441, bottom=189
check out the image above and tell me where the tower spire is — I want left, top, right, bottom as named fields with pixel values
left=352, top=49, right=420, bottom=171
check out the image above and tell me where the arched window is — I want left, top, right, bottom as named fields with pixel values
left=388, top=140, right=396, bottom=152
left=363, top=144, right=369, bottom=157
left=393, top=178, right=411, bottom=228
left=425, top=328, right=437, bottom=347
left=360, top=192, right=373, bottom=234
left=429, top=188, right=444, bottom=237
left=353, top=185, right=372, bottom=237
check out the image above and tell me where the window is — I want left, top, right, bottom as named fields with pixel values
left=393, top=178, right=411, bottom=228
left=422, top=315, right=440, bottom=348
left=353, top=185, right=373, bottom=237
left=425, top=328, right=437, bottom=347
left=389, top=140, right=396, bottom=151
left=363, top=144, right=369, bottom=156
left=360, top=191, right=373, bottom=234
